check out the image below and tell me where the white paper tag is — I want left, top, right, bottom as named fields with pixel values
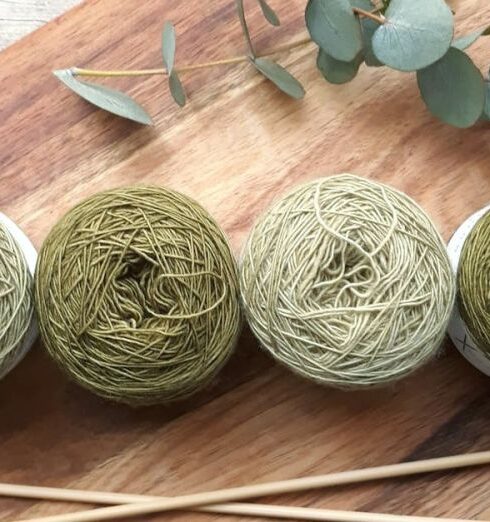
left=447, top=204, right=490, bottom=376
left=0, top=213, right=38, bottom=379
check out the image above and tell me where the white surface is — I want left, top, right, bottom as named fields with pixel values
left=0, top=212, right=38, bottom=380
left=0, top=0, right=81, bottom=50
left=447, top=204, right=490, bottom=376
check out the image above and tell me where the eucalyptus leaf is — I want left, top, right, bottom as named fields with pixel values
left=349, top=0, right=383, bottom=66
left=372, top=0, right=454, bottom=72
left=258, top=0, right=280, bottom=26
left=53, top=69, right=153, bottom=125
left=452, top=26, right=490, bottom=51
left=162, top=21, right=176, bottom=74
left=252, top=58, right=305, bottom=99
left=484, top=81, right=490, bottom=120
left=305, top=0, right=362, bottom=62
left=349, top=0, right=373, bottom=10
left=360, top=18, right=383, bottom=67
left=169, top=71, right=186, bottom=107
left=317, top=49, right=363, bottom=84
left=417, top=48, right=485, bottom=128
left=236, top=0, right=246, bottom=26
left=236, top=0, right=255, bottom=56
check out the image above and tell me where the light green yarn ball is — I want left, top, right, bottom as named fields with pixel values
left=0, top=222, right=34, bottom=380
left=240, top=174, right=455, bottom=388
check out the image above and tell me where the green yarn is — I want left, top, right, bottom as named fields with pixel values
left=35, top=187, right=241, bottom=406
left=458, top=210, right=490, bottom=353
left=0, top=221, right=33, bottom=380
left=240, top=174, right=455, bottom=388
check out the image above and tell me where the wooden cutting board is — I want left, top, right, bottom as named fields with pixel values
left=0, top=0, right=489, bottom=520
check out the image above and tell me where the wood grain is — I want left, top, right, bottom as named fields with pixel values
left=0, top=0, right=489, bottom=521
left=0, top=0, right=80, bottom=50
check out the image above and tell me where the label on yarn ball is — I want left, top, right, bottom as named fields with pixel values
left=447, top=204, right=490, bottom=376
left=0, top=212, right=38, bottom=379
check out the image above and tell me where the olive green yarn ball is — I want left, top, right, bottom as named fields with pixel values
left=0, top=222, right=34, bottom=380
left=35, top=187, right=241, bottom=405
left=240, top=174, right=455, bottom=388
left=458, top=210, right=490, bottom=353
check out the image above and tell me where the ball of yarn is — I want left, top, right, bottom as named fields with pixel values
left=240, top=174, right=455, bottom=388
left=458, top=210, right=490, bottom=353
left=35, top=187, right=241, bottom=405
left=0, top=221, right=34, bottom=380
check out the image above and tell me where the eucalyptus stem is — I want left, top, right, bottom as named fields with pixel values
left=70, top=1, right=384, bottom=81
left=72, top=36, right=312, bottom=78
left=352, top=7, right=385, bottom=24
left=55, top=0, right=483, bottom=129
left=72, top=68, right=167, bottom=78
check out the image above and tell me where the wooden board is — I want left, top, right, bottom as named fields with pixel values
left=0, top=0, right=490, bottom=520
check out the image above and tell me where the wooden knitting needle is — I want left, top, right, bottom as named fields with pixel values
left=0, top=491, right=480, bottom=522
left=12, top=503, right=481, bottom=522
left=12, top=451, right=490, bottom=522
left=0, top=491, right=470, bottom=522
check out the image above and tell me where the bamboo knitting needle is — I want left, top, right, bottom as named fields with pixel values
left=13, top=503, right=481, bottom=522
left=0, top=492, right=467, bottom=522
left=13, top=451, right=490, bottom=522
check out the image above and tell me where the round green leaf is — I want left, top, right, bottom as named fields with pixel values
left=54, top=69, right=153, bottom=125
left=305, top=0, right=362, bottom=62
left=252, top=58, right=305, bottom=99
left=417, top=48, right=485, bottom=128
left=349, top=0, right=372, bottom=10
left=316, top=49, right=363, bottom=84
left=360, top=18, right=383, bottom=67
left=372, top=0, right=454, bottom=72
left=349, top=0, right=383, bottom=67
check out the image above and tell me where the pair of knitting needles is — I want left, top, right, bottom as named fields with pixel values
left=6, top=451, right=490, bottom=522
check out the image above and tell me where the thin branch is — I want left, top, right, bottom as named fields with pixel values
left=352, top=7, right=385, bottom=24
left=72, top=36, right=312, bottom=78
left=68, top=0, right=386, bottom=81
left=69, top=1, right=384, bottom=82
left=72, top=67, right=166, bottom=78
left=178, top=56, right=247, bottom=72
